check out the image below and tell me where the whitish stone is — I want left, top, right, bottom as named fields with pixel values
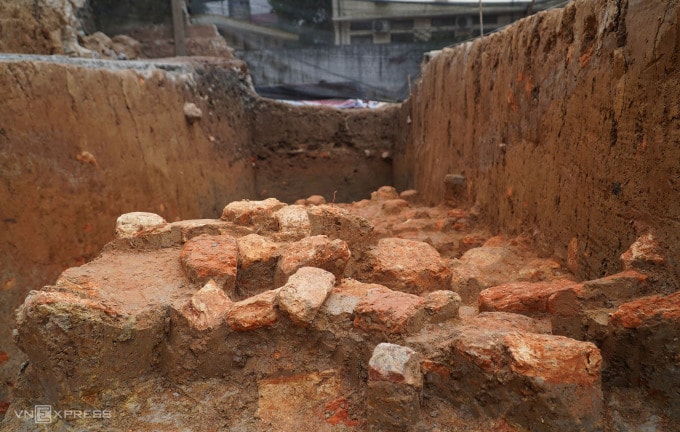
left=221, top=198, right=286, bottom=230
left=274, top=205, right=311, bottom=239
left=183, top=102, right=203, bottom=123
left=369, top=343, right=422, bottom=387
left=278, top=267, right=336, bottom=325
left=182, top=279, right=233, bottom=330
left=115, top=212, right=167, bottom=238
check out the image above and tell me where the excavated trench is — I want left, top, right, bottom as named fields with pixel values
left=1, top=0, right=680, bottom=430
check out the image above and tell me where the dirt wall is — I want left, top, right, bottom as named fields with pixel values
left=0, top=55, right=399, bottom=413
left=0, top=57, right=255, bottom=288
left=250, top=100, right=398, bottom=203
left=0, top=0, right=70, bottom=55
left=0, top=56, right=255, bottom=410
left=395, top=0, right=680, bottom=282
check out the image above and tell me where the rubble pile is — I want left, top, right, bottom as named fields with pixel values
left=5, top=186, right=678, bottom=431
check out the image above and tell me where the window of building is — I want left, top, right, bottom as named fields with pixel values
left=350, top=35, right=373, bottom=44
left=391, top=33, right=414, bottom=43
left=350, top=21, right=373, bottom=31
left=431, top=16, right=457, bottom=28
left=391, top=19, right=414, bottom=30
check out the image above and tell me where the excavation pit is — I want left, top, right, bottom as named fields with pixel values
left=2, top=0, right=680, bottom=430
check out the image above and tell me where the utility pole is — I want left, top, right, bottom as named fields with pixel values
left=478, top=0, right=484, bottom=37
left=171, top=0, right=187, bottom=56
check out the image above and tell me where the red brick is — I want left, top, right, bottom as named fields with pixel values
left=220, top=198, right=286, bottom=230
left=610, top=290, right=680, bottom=329
left=504, top=333, right=602, bottom=385
left=364, top=238, right=451, bottom=294
left=180, top=234, right=238, bottom=296
left=275, top=235, right=350, bottom=286
left=479, top=280, right=576, bottom=315
left=226, top=289, right=280, bottom=331
left=354, top=287, right=426, bottom=334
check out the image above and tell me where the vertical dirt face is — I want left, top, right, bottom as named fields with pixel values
left=396, top=0, right=680, bottom=281
left=250, top=100, right=398, bottom=203
left=0, top=1, right=67, bottom=54
left=0, top=55, right=400, bottom=410
left=0, top=58, right=255, bottom=293
left=0, top=57, right=257, bottom=404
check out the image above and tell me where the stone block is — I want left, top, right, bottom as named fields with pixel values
left=370, top=185, right=399, bottom=201
left=226, top=289, right=280, bottom=331
left=503, top=333, right=603, bottom=430
left=180, top=234, right=238, bottom=296
left=179, top=280, right=233, bottom=331
left=221, top=198, right=286, bottom=230
left=548, top=271, right=651, bottom=340
left=366, top=343, right=422, bottom=431
left=620, top=232, right=665, bottom=272
left=278, top=267, right=336, bottom=326
left=423, top=290, right=461, bottom=323
left=368, top=343, right=422, bottom=387
left=363, top=238, right=451, bottom=294
left=115, top=212, right=167, bottom=238
left=604, top=291, right=680, bottom=414
left=168, top=219, right=231, bottom=243
left=479, top=280, right=577, bottom=316
left=449, top=246, right=520, bottom=303
left=465, top=311, right=552, bottom=335
left=399, top=189, right=420, bottom=203
left=274, top=204, right=311, bottom=240
left=504, top=333, right=602, bottom=386
left=275, top=235, right=350, bottom=286
left=306, top=205, right=376, bottom=253
left=315, top=279, right=380, bottom=331
left=354, top=287, right=426, bottom=334
left=236, top=234, right=281, bottom=299
left=183, top=102, right=203, bottom=123
left=381, top=199, right=410, bottom=215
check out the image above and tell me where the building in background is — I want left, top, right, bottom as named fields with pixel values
left=228, top=0, right=252, bottom=20
left=332, top=0, right=564, bottom=45
left=190, top=0, right=569, bottom=101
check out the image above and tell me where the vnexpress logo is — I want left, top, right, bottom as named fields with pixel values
left=14, top=405, right=112, bottom=423
left=34, top=405, right=52, bottom=424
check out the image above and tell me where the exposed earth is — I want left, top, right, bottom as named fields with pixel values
left=1, top=0, right=680, bottom=430
left=3, top=187, right=679, bottom=431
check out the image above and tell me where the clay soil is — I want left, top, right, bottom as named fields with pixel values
left=2, top=188, right=678, bottom=431
left=2, top=0, right=680, bottom=429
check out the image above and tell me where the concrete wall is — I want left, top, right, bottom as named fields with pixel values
left=238, top=43, right=426, bottom=101
left=395, top=0, right=680, bottom=282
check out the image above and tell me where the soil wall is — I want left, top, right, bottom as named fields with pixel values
left=395, top=0, right=680, bottom=282
left=250, top=100, right=398, bottom=203
left=0, top=55, right=398, bottom=412
left=0, top=57, right=255, bottom=404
